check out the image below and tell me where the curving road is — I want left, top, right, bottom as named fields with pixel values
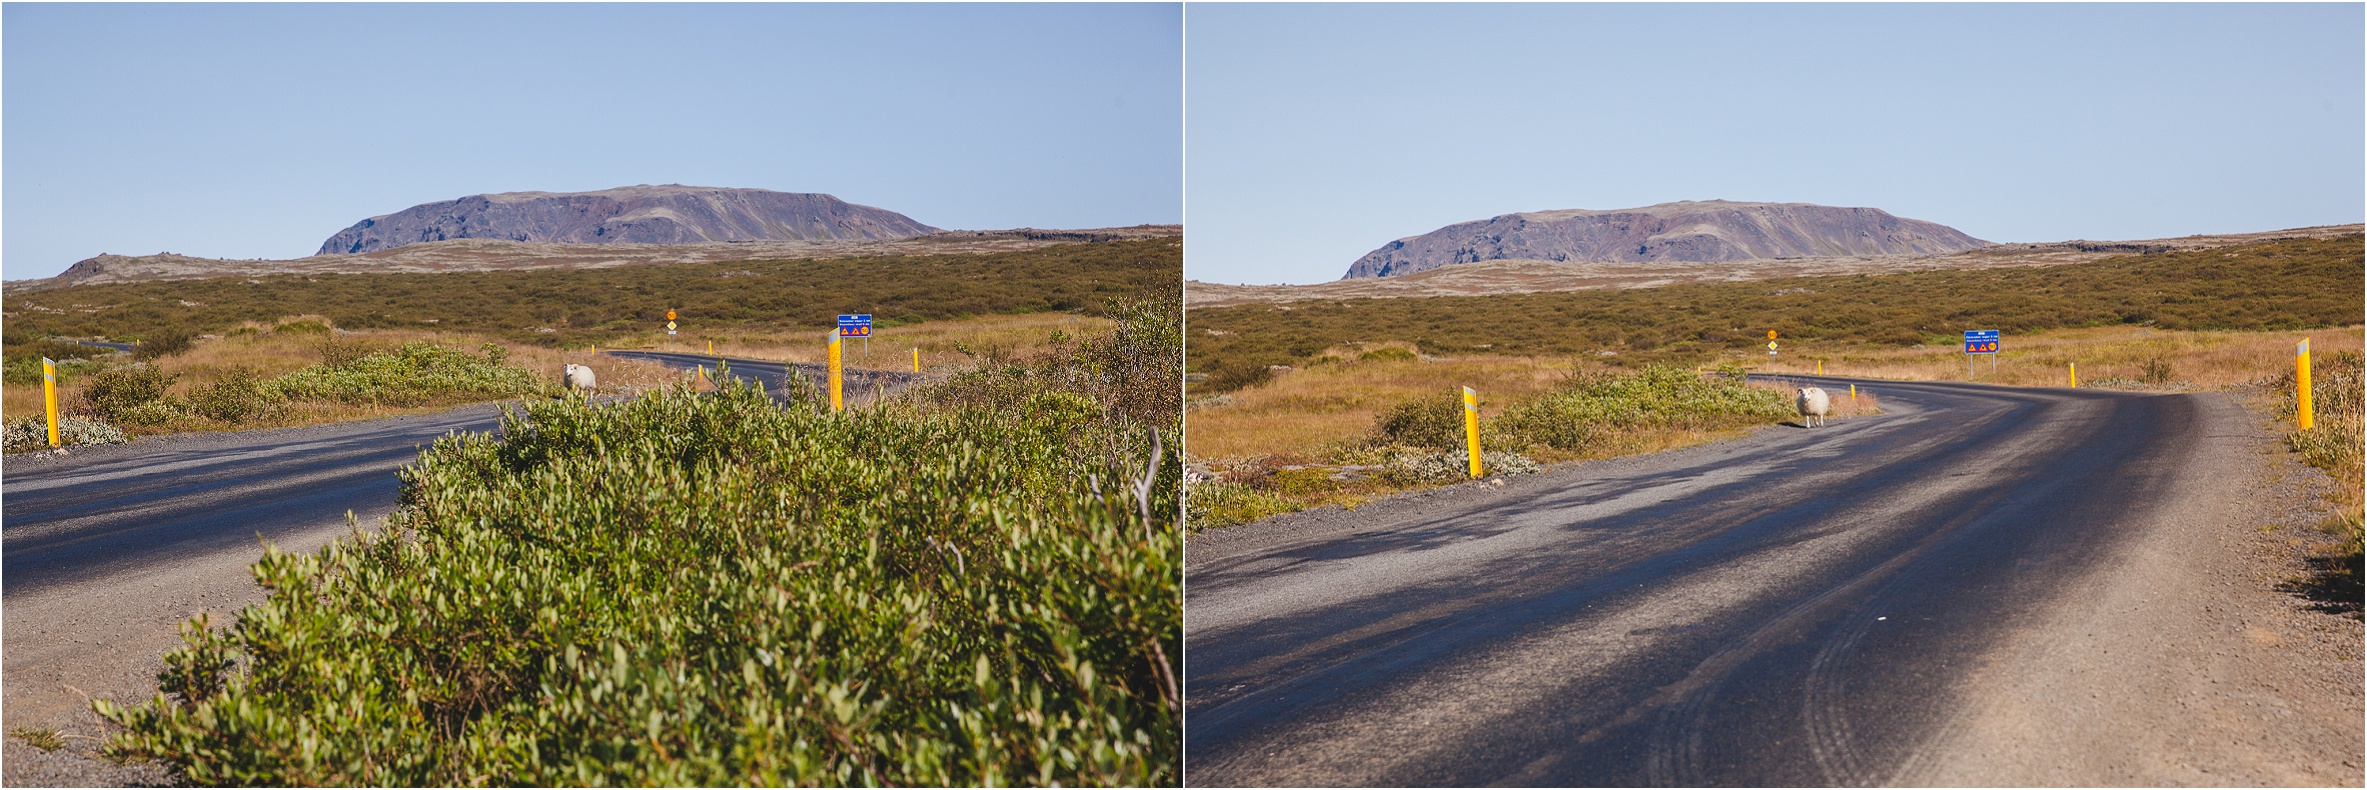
left=1184, top=376, right=2359, bottom=786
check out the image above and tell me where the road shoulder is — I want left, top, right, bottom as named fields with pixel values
left=1898, top=392, right=2363, bottom=786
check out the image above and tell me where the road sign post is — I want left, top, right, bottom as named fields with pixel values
left=1767, top=329, right=1778, bottom=358
left=1963, top=330, right=2000, bottom=377
left=667, top=309, right=678, bottom=338
left=2297, top=338, right=2314, bottom=431
left=838, top=314, right=872, bottom=356
left=41, top=357, right=60, bottom=447
left=827, top=329, right=844, bottom=412
left=1463, top=386, right=1482, bottom=478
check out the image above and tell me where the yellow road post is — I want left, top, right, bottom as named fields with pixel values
left=1463, top=385, right=1482, bottom=478
left=2297, top=338, right=2313, bottom=430
left=42, top=357, right=60, bottom=447
left=912, top=347, right=920, bottom=373
left=1816, top=360, right=1823, bottom=375
left=2069, top=362, right=2077, bottom=388
left=828, top=329, right=845, bottom=412
left=1849, top=382, right=1857, bottom=403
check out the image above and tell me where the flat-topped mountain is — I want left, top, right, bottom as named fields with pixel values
left=1345, top=200, right=1991, bottom=279
left=12, top=226, right=1178, bottom=292
left=318, top=185, right=940, bottom=255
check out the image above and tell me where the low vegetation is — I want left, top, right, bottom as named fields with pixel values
left=2273, top=350, right=2364, bottom=615
left=96, top=299, right=1184, bottom=785
left=1188, top=234, right=2363, bottom=394
left=3, top=238, right=1180, bottom=349
left=1186, top=361, right=1872, bottom=531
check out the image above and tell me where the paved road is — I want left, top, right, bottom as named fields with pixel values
left=1185, top=376, right=2335, bottom=786
left=3, top=405, right=507, bottom=599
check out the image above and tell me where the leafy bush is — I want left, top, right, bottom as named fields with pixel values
left=99, top=378, right=1181, bottom=786
left=265, top=341, right=543, bottom=407
left=2, top=344, right=110, bottom=386
left=2, top=415, right=129, bottom=453
left=81, top=364, right=180, bottom=426
left=1490, top=366, right=1794, bottom=452
left=1373, top=392, right=1468, bottom=450
left=132, top=328, right=195, bottom=360
left=189, top=367, right=271, bottom=424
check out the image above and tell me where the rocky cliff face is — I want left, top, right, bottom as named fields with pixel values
left=318, top=185, right=940, bottom=255
left=1344, top=200, right=1990, bottom=279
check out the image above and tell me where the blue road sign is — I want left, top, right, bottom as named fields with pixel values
left=838, top=314, right=873, bottom=338
left=1964, top=329, right=2000, bottom=354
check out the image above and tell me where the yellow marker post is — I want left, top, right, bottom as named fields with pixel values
left=1816, top=360, right=1824, bottom=375
left=828, top=329, right=845, bottom=412
left=2297, top=338, right=2313, bottom=431
left=912, top=347, right=920, bottom=373
left=41, top=357, right=60, bottom=447
left=708, top=340, right=714, bottom=355
left=2069, top=362, right=2077, bottom=388
left=1463, top=385, right=1483, bottom=478
left=1849, top=382, right=1857, bottom=403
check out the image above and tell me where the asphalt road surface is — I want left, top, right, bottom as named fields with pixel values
left=1185, top=376, right=2360, bottom=786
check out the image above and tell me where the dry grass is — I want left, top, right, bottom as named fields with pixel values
left=563, top=312, right=1116, bottom=373
left=1186, top=324, right=2350, bottom=465
left=1739, top=324, right=2364, bottom=391
left=2, top=312, right=1113, bottom=435
left=1, top=316, right=678, bottom=429
left=1186, top=342, right=1574, bottom=461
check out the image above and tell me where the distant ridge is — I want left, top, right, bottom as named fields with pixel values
left=1345, top=200, right=1990, bottom=279
left=318, top=185, right=940, bottom=255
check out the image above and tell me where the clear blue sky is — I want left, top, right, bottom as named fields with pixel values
left=1187, top=3, right=2365, bottom=285
left=3, top=3, right=1181, bottom=280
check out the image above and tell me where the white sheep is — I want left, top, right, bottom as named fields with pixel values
left=1796, top=386, right=1831, bottom=428
left=564, top=363, right=598, bottom=394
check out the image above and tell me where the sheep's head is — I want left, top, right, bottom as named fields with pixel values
left=564, top=364, right=581, bottom=376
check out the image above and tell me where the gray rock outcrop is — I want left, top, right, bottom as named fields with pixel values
left=318, top=185, right=939, bottom=255
left=1345, top=200, right=1991, bottom=279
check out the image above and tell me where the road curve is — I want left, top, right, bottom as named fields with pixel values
left=1184, top=377, right=2339, bottom=786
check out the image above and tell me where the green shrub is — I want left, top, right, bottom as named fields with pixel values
left=99, top=378, right=1180, bottom=786
left=265, top=341, right=542, bottom=407
left=189, top=367, right=271, bottom=424
left=81, top=364, right=179, bottom=426
left=1492, top=366, right=1793, bottom=452
left=132, top=328, right=195, bottom=360
left=1373, top=392, right=1468, bottom=450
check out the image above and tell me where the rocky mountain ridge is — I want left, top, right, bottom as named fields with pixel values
left=317, top=185, right=940, bottom=255
left=1345, top=200, right=1991, bottom=278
